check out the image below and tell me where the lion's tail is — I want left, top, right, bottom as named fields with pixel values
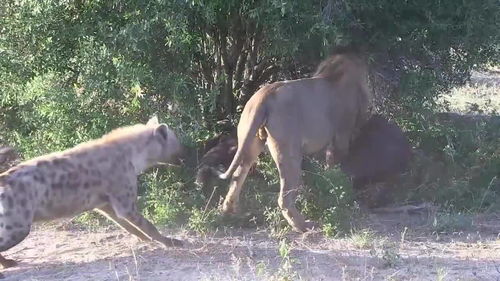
left=219, top=83, right=280, bottom=180
left=218, top=102, right=267, bottom=180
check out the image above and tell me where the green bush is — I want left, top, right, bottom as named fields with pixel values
left=2, top=72, right=138, bottom=157
left=139, top=170, right=190, bottom=226
left=397, top=111, right=500, bottom=212
left=0, top=0, right=498, bottom=233
left=301, top=159, right=356, bottom=236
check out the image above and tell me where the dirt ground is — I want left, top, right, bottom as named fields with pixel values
left=2, top=210, right=499, bottom=281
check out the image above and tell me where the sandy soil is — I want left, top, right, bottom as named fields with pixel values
left=2, top=210, right=499, bottom=281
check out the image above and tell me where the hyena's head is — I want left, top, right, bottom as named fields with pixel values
left=145, top=116, right=183, bottom=166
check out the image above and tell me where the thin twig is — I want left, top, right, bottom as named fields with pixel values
left=204, top=186, right=218, bottom=213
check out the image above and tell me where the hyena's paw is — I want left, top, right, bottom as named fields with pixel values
left=0, top=258, right=17, bottom=269
left=159, top=236, right=183, bottom=248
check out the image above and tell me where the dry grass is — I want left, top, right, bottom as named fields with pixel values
left=3, top=212, right=500, bottom=281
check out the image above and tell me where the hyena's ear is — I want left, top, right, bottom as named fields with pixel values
left=154, top=124, right=169, bottom=141
left=147, top=115, right=159, bottom=125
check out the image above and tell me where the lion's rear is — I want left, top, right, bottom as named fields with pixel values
left=220, top=83, right=283, bottom=179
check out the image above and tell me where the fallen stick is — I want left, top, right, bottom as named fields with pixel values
left=370, top=202, right=436, bottom=214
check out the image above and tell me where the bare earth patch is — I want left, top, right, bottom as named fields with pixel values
left=3, top=211, right=500, bottom=281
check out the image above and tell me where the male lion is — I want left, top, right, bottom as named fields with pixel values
left=219, top=48, right=372, bottom=232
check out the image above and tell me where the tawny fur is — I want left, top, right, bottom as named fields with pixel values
left=219, top=48, right=372, bottom=232
left=0, top=117, right=182, bottom=277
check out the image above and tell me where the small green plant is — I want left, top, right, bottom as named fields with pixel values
left=368, top=238, right=401, bottom=268
left=381, top=243, right=401, bottom=268
left=274, top=239, right=299, bottom=281
left=300, top=160, right=355, bottom=236
left=264, top=207, right=290, bottom=238
left=349, top=229, right=377, bottom=249
left=72, top=211, right=110, bottom=230
left=140, top=170, right=188, bottom=226
left=187, top=207, right=220, bottom=235
left=255, top=261, right=269, bottom=278
left=321, top=222, right=337, bottom=238
left=436, top=267, right=448, bottom=281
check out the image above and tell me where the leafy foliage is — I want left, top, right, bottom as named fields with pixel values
left=300, top=160, right=356, bottom=235
left=0, top=0, right=498, bottom=230
left=401, top=113, right=500, bottom=211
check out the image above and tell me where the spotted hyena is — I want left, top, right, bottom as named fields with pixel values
left=0, top=116, right=183, bottom=277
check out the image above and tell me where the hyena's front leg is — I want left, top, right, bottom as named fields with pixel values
left=96, top=204, right=151, bottom=242
left=107, top=192, right=182, bottom=248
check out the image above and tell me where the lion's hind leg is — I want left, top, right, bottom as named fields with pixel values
left=267, top=138, right=317, bottom=233
left=221, top=136, right=264, bottom=214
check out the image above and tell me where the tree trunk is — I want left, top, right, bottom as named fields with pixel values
left=221, top=71, right=234, bottom=118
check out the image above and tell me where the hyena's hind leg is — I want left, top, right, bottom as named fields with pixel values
left=0, top=199, right=33, bottom=270
left=106, top=191, right=182, bottom=248
left=0, top=221, right=31, bottom=278
left=0, top=231, right=24, bottom=269
left=0, top=254, right=17, bottom=268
